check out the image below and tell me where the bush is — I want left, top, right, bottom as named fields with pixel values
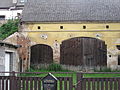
left=29, top=63, right=71, bottom=72
left=0, top=19, right=19, bottom=40
left=47, top=63, right=63, bottom=72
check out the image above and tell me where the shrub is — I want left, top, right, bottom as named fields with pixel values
left=0, top=19, right=19, bottom=40
left=47, top=63, right=63, bottom=72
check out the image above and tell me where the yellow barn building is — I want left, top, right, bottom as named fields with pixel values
left=7, top=0, right=120, bottom=70
left=20, top=0, right=120, bottom=70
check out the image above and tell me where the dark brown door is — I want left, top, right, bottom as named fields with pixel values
left=30, top=44, right=53, bottom=65
left=60, top=37, right=107, bottom=67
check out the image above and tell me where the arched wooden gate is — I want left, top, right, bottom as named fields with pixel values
left=30, top=44, right=53, bottom=64
left=60, top=37, right=107, bottom=67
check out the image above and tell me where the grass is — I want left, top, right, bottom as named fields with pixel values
left=84, top=73, right=120, bottom=77
left=22, top=64, right=120, bottom=78
left=23, top=66, right=120, bottom=77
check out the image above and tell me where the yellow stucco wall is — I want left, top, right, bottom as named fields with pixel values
left=24, top=23, right=120, bottom=47
left=22, top=23, right=120, bottom=68
left=26, top=23, right=120, bottom=31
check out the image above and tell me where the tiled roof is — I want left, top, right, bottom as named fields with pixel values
left=22, top=0, right=120, bottom=22
left=0, top=41, right=18, bottom=48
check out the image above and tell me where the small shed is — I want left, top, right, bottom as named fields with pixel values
left=0, top=41, right=19, bottom=75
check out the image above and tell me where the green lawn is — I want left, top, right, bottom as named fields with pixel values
left=21, top=68, right=120, bottom=77
left=84, top=73, right=120, bottom=77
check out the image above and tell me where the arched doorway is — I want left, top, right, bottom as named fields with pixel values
left=60, top=37, right=107, bottom=67
left=30, top=44, right=53, bottom=65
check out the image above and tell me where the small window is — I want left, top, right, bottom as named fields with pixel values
left=38, top=26, right=41, bottom=29
left=17, top=13, right=21, bottom=16
left=20, top=0, right=25, bottom=2
left=118, top=55, right=120, bottom=65
left=20, top=0, right=27, bottom=2
left=116, top=45, right=120, bottom=50
left=0, top=15, right=5, bottom=20
left=106, top=25, right=109, bottom=29
left=83, top=26, right=86, bottom=29
left=60, top=26, right=63, bottom=29
left=109, top=55, right=111, bottom=57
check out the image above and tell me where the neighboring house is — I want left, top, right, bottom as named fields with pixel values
left=0, top=41, right=19, bottom=75
left=3, top=32, right=30, bottom=72
left=5, top=0, right=120, bottom=70
left=0, top=0, right=27, bottom=21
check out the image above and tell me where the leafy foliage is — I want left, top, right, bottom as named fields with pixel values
left=0, top=19, right=19, bottom=40
left=29, top=63, right=70, bottom=72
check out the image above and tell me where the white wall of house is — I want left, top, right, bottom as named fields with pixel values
left=0, top=45, right=19, bottom=76
left=0, top=9, right=22, bottom=20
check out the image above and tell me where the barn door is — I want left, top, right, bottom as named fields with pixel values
left=30, top=44, right=53, bottom=65
left=60, top=37, right=107, bottom=67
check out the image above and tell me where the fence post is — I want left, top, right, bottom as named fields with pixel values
left=10, top=71, right=16, bottom=90
left=76, top=72, right=83, bottom=90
